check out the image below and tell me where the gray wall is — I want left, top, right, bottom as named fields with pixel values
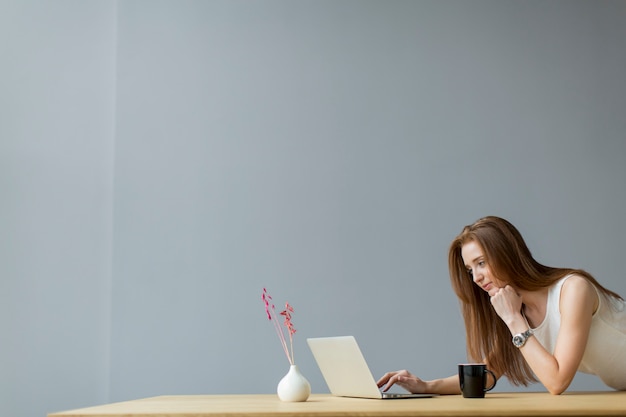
left=2, top=1, right=625, bottom=416
left=0, top=1, right=116, bottom=416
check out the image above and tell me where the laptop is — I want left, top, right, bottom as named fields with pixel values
left=307, top=336, right=435, bottom=399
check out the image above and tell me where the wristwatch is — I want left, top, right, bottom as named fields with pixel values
left=512, top=328, right=534, bottom=348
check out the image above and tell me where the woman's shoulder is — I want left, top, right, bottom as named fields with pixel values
left=559, top=274, right=599, bottom=312
left=561, top=273, right=594, bottom=288
left=547, top=274, right=591, bottom=295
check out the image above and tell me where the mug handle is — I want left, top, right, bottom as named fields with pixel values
left=484, top=369, right=497, bottom=392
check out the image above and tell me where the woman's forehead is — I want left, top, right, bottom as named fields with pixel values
left=461, top=240, right=485, bottom=263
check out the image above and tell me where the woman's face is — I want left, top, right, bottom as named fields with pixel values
left=461, top=240, right=506, bottom=297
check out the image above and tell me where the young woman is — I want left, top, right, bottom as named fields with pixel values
left=378, top=216, right=626, bottom=395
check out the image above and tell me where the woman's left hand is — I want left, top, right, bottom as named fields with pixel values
left=490, top=285, right=523, bottom=325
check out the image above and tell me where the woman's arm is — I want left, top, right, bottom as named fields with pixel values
left=377, top=371, right=461, bottom=395
left=492, top=276, right=597, bottom=394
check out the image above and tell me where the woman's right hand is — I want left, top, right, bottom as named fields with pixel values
left=377, top=370, right=429, bottom=393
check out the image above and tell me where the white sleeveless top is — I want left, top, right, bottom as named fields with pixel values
left=531, top=275, right=626, bottom=390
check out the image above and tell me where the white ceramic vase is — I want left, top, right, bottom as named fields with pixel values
left=277, top=364, right=311, bottom=402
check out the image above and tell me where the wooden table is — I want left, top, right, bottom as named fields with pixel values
left=48, top=392, right=626, bottom=417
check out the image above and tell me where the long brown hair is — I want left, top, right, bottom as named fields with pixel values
left=448, top=216, right=622, bottom=386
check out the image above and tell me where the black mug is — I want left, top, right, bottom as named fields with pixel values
left=458, top=363, right=497, bottom=398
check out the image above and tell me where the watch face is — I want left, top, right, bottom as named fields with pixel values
left=513, top=335, right=524, bottom=347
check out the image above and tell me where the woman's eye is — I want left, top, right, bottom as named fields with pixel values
left=467, top=269, right=473, bottom=277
